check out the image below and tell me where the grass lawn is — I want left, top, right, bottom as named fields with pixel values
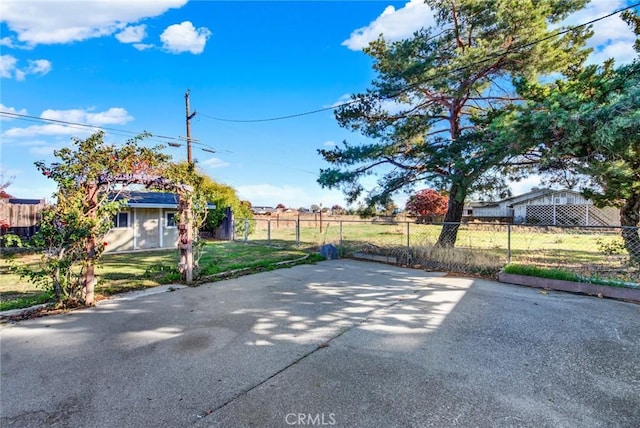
left=0, top=241, right=314, bottom=311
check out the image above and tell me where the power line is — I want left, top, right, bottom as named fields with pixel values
left=198, top=2, right=639, bottom=123
left=199, top=105, right=339, bottom=123
left=0, top=111, right=188, bottom=144
left=1, top=2, right=635, bottom=154
left=0, top=111, right=224, bottom=155
left=0, top=112, right=160, bottom=144
left=0, top=111, right=229, bottom=161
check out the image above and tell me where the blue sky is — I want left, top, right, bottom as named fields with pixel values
left=1, top=0, right=638, bottom=209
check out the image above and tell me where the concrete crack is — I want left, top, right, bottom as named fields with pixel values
left=193, top=289, right=415, bottom=423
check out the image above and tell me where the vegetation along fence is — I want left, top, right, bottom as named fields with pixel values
left=233, top=218, right=639, bottom=285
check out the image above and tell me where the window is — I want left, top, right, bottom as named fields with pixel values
left=112, top=212, right=129, bottom=228
left=466, top=209, right=473, bottom=215
left=166, top=212, right=177, bottom=228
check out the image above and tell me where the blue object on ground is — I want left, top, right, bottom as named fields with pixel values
left=320, top=244, right=339, bottom=260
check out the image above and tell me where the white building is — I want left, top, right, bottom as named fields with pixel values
left=463, top=188, right=619, bottom=226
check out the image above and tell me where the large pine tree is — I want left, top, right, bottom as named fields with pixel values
left=319, top=0, right=591, bottom=246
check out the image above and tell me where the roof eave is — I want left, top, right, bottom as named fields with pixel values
left=124, top=203, right=216, bottom=209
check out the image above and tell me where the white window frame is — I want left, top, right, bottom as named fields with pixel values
left=112, top=211, right=130, bottom=228
left=166, top=211, right=177, bottom=228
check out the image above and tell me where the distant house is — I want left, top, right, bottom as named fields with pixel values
left=463, top=188, right=619, bottom=226
left=251, top=206, right=277, bottom=215
left=104, top=192, right=214, bottom=253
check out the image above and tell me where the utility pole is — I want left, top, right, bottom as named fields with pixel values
left=181, top=90, right=197, bottom=284
left=185, top=90, right=197, bottom=164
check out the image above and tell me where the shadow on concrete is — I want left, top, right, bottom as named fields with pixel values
left=1, top=260, right=639, bottom=427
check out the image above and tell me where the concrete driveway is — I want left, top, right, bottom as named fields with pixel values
left=1, top=259, right=639, bottom=427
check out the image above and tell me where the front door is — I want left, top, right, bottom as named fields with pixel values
left=136, top=209, right=160, bottom=249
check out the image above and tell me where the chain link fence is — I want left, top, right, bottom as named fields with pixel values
left=233, top=218, right=639, bottom=284
left=522, top=204, right=619, bottom=226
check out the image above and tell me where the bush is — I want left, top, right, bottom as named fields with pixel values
left=596, top=238, right=626, bottom=255
left=1, top=233, right=24, bottom=248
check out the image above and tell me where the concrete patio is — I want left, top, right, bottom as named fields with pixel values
left=1, top=259, right=638, bottom=427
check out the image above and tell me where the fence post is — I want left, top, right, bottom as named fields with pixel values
left=585, top=205, right=589, bottom=226
left=267, top=219, right=271, bottom=245
left=244, top=219, right=249, bottom=243
left=339, top=220, right=343, bottom=252
left=406, top=221, right=410, bottom=252
left=507, top=223, right=511, bottom=264
left=231, top=218, right=235, bottom=241
left=296, top=219, right=300, bottom=247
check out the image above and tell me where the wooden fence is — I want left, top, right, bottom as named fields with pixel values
left=0, top=199, right=46, bottom=238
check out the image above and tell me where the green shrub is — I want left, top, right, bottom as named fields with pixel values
left=596, top=238, right=626, bottom=255
left=1, top=233, right=24, bottom=248
left=503, top=264, right=635, bottom=288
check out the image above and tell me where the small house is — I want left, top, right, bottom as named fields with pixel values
left=104, top=192, right=214, bottom=253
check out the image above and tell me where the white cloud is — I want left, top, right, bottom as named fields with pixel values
left=0, top=37, right=14, bottom=48
left=380, top=98, right=416, bottom=115
left=342, top=0, right=436, bottom=51
left=343, top=0, right=637, bottom=65
left=590, top=41, right=638, bottom=66
left=200, top=157, right=230, bottom=169
left=0, top=55, right=51, bottom=80
left=0, top=0, right=187, bottom=46
left=0, top=54, right=17, bottom=78
left=87, top=108, right=133, bottom=125
left=133, top=43, right=154, bottom=51
left=160, top=21, right=211, bottom=54
left=323, top=141, right=337, bottom=147
left=4, top=123, right=96, bottom=138
left=328, top=93, right=351, bottom=108
left=27, top=59, right=51, bottom=75
left=330, top=92, right=414, bottom=115
left=558, top=0, right=638, bottom=65
left=0, top=103, right=28, bottom=120
left=3, top=107, right=133, bottom=137
left=115, top=24, right=147, bottom=44
left=40, top=107, right=134, bottom=125
left=509, top=176, right=543, bottom=196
